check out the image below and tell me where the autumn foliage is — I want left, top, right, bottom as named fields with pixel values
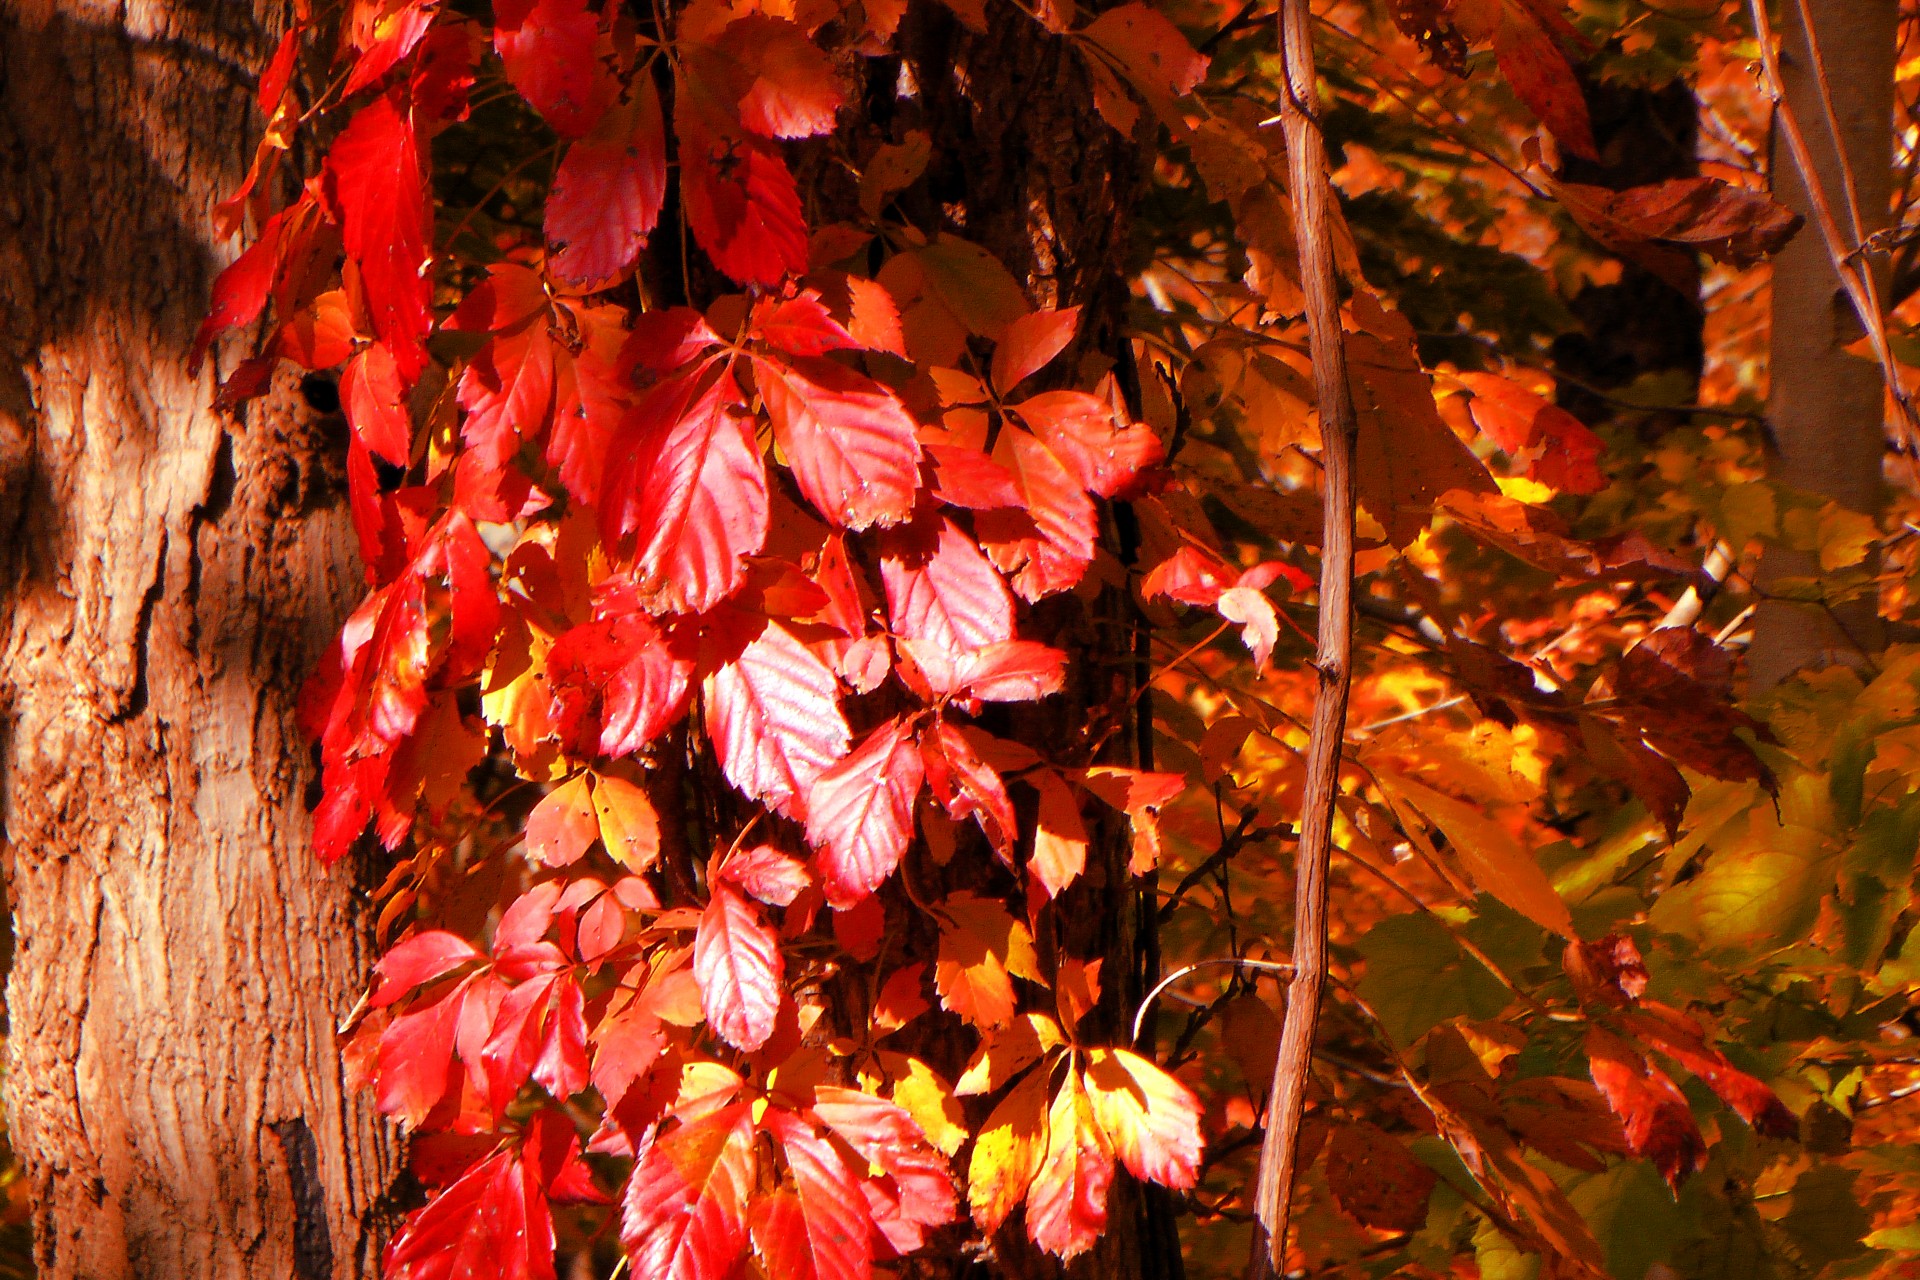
left=196, top=0, right=1920, bottom=1276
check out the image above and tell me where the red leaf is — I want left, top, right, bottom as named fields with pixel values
left=1142, top=545, right=1231, bottom=607
left=373, top=931, right=485, bottom=1007
left=757, top=1111, right=873, bottom=1280
left=601, top=362, right=766, bottom=614
left=526, top=774, right=598, bottom=867
left=323, top=93, right=432, bottom=378
left=704, top=614, right=851, bottom=820
left=481, top=973, right=558, bottom=1115
left=533, top=973, right=590, bottom=1101
left=977, top=426, right=1097, bottom=600
left=621, top=1104, right=757, bottom=1280
left=694, top=880, right=784, bottom=1052
left=810, top=1086, right=958, bottom=1249
left=751, top=290, right=861, bottom=357
left=377, top=982, right=465, bottom=1126
left=524, top=1107, right=609, bottom=1204
left=411, top=20, right=479, bottom=124
left=1493, top=4, right=1596, bottom=161
left=924, top=443, right=1023, bottom=511
left=495, top=0, right=616, bottom=137
left=921, top=720, right=1016, bottom=854
left=385, top=1148, right=554, bottom=1280
left=1080, top=1049, right=1203, bottom=1189
left=448, top=262, right=550, bottom=333
left=678, top=110, right=810, bottom=288
left=258, top=26, right=301, bottom=114
left=1014, top=390, right=1165, bottom=499
left=1586, top=1027, right=1705, bottom=1189
left=1323, top=1123, right=1437, bottom=1233
left=903, top=638, right=1067, bottom=704
left=342, top=0, right=435, bottom=98
left=546, top=611, right=697, bottom=758
left=1458, top=373, right=1605, bottom=495
left=442, top=511, right=503, bottom=678
left=1617, top=1006, right=1798, bottom=1139
left=547, top=299, right=632, bottom=502
left=806, top=715, right=925, bottom=908
left=992, top=307, right=1079, bottom=395
left=622, top=307, right=724, bottom=374
left=1563, top=934, right=1650, bottom=1007
left=547, top=77, right=669, bottom=290
left=191, top=207, right=287, bottom=373
left=342, top=342, right=414, bottom=466
left=459, top=324, right=558, bottom=470
left=1612, top=628, right=1775, bottom=786
left=712, top=15, right=846, bottom=139
left=755, top=354, right=922, bottom=530
left=716, top=843, right=814, bottom=907
left=880, top=516, right=1016, bottom=656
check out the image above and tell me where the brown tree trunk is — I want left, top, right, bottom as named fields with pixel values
left=1748, top=0, right=1897, bottom=688
left=0, top=4, right=401, bottom=1278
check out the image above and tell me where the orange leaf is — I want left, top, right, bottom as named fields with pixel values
left=1030, top=768, right=1090, bottom=898
left=992, top=307, right=1080, bottom=395
left=934, top=892, right=1041, bottom=1028
left=526, top=774, right=598, bottom=867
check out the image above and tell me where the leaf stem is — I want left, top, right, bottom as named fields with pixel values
left=1247, top=2, right=1359, bottom=1275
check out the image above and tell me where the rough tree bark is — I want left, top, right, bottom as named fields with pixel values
left=0, top=3, right=401, bottom=1277
left=1748, top=0, right=1897, bottom=688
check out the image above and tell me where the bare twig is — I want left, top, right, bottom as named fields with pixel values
left=1248, top=2, right=1359, bottom=1274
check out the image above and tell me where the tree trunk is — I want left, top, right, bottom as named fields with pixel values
left=1748, top=0, right=1897, bottom=689
left=0, top=4, right=401, bottom=1278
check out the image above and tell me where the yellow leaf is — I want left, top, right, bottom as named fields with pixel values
left=1373, top=767, right=1574, bottom=937
left=881, top=1053, right=969, bottom=1156
left=955, top=1014, right=1065, bottom=1095
left=967, top=1066, right=1050, bottom=1234
left=592, top=773, right=661, bottom=871
left=1082, top=1049, right=1203, bottom=1189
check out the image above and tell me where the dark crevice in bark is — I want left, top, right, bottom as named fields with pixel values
left=270, top=1119, right=335, bottom=1280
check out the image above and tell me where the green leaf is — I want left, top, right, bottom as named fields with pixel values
left=1567, top=1162, right=1682, bottom=1280
left=1781, top=1165, right=1869, bottom=1268
left=1649, top=819, right=1834, bottom=952
left=1355, top=912, right=1510, bottom=1048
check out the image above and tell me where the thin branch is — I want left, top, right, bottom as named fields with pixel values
left=1131, top=957, right=1295, bottom=1044
left=1248, top=2, right=1359, bottom=1274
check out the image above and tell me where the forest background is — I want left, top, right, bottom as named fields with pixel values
left=4, top=0, right=1920, bottom=1278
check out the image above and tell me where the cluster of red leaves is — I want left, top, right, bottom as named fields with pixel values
left=193, top=2, right=1227, bottom=1276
